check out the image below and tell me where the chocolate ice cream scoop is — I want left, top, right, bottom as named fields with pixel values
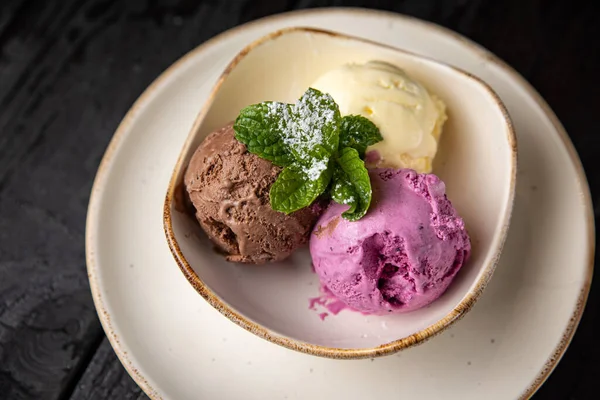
left=184, top=123, right=322, bottom=264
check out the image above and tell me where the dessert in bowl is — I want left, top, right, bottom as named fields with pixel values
left=164, top=27, right=516, bottom=359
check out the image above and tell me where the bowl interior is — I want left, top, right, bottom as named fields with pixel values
left=166, top=29, right=515, bottom=350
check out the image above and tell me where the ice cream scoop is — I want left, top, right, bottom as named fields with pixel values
left=310, top=61, right=447, bottom=173
left=310, top=168, right=470, bottom=314
left=184, top=123, right=322, bottom=264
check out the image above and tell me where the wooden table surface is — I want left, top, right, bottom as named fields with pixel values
left=0, top=0, right=598, bottom=399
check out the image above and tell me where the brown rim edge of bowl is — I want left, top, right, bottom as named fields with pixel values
left=162, top=26, right=518, bottom=359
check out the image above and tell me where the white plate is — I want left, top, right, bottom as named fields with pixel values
left=86, top=8, right=594, bottom=400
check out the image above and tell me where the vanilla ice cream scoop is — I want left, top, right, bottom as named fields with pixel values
left=310, top=61, right=447, bottom=173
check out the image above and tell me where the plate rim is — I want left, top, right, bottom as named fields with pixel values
left=85, top=7, right=595, bottom=400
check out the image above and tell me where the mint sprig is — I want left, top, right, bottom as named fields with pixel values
left=233, top=88, right=382, bottom=220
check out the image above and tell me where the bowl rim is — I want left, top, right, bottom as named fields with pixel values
left=162, top=26, right=518, bottom=359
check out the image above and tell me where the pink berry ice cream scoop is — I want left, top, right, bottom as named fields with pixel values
left=310, top=168, right=471, bottom=314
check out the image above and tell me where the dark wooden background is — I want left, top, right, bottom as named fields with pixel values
left=0, top=0, right=598, bottom=399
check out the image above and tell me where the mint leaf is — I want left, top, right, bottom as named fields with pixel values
left=233, top=89, right=379, bottom=220
left=331, top=147, right=372, bottom=221
left=270, top=163, right=332, bottom=214
left=331, top=168, right=358, bottom=214
left=340, top=115, right=383, bottom=158
left=234, top=102, right=294, bottom=166
left=285, top=88, right=340, bottom=162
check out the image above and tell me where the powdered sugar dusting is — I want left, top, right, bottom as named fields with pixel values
left=332, top=181, right=355, bottom=204
left=305, top=158, right=328, bottom=181
left=265, top=90, right=336, bottom=180
left=292, top=90, right=336, bottom=152
left=341, top=195, right=355, bottom=204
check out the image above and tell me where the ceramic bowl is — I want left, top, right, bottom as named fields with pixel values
left=164, top=27, right=517, bottom=359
